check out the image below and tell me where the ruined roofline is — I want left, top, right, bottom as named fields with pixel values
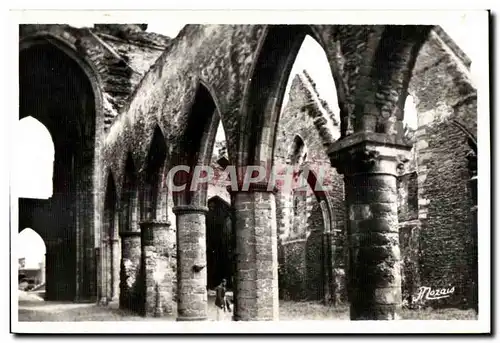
left=300, top=69, right=339, bottom=126
left=105, top=24, right=197, bottom=139
left=433, top=25, right=472, bottom=70
left=93, top=24, right=172, bottom=49
left=92, top=31, right=170, bottom=51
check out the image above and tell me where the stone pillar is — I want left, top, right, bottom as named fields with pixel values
left=140, top=220, right=174, bottom=317
left=172, top=205, right=208, bottom=321
left=328, top=132, right=411, bottom=320
left=99, top=238, right=110, bottom=305
left=111, top=238, right=120, bottom=302
left=119, top=231, right=141, bottom=312
left=322, top=231, right=332, bottom=304
left=231, top=183, right=279, bottom=321
left=95, top=247, right=101, bottom=303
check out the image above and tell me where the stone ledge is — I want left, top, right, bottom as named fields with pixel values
left=119, top=231, right=141, bottom=237
left=328, top=132, right=413, bottom=175
left=139, top=220, right=172, bottom=227
left=226, top=182, right=278, bottom=194
left=140, top=220, right=172, bottom=246
left=328, top=132, right=412, bottom=155
left=172, top=205, right=209, bottom=215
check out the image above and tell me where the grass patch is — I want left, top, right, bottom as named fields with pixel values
left=18, top=299, right=477, bottom=322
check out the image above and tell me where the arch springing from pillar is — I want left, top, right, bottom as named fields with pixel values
left=141, top=125, right=167, bottom=222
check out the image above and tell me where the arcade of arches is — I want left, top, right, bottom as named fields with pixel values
left=17, top=24, right=478, bottom=320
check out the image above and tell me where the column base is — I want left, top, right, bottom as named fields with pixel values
left=74, top=296, right=97, bottom=304
left=176, top=316, right=208, bottom=321
left=98, top=297, right=108, bottom=306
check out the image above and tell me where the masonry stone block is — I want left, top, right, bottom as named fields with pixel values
left=119, top=231, right=141, bottom=312
left=232, top=188, right=279, bottom=321
left=140, top=220, right=175, bottom=317
left=172, top=205, right=208, bottom=321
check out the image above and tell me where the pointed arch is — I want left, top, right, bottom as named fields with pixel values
left=238, top=25, right=346, bottom=171
left=140, top=125, right=167, bottom=221
left=207, top=195, right=231, bottom=210
left=120, top=152, right=139, bottom=233
left=19, top=33, right=104, bottom=301
left=18, top=228, right=46, bottom=267
left=171, top=82, right=225, bottom=207
left=16, top=116, right=55, bottom=199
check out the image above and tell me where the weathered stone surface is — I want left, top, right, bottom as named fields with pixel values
left=19, top=23, right=478, bottom=317
left=140, top=221, right=175, bottom=317
left=330, top=136, right=408, bottom=320
left=172, top=206, right=208, bottom=321
left=120, top=231, right=141, bottom=312
left=232, top=190, right=279, bottom=321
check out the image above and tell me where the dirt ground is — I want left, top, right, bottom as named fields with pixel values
left=17, top=292, right=477, bottom=322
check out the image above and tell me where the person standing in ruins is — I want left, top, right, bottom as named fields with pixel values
left=215, top=278, right=228, bottom=320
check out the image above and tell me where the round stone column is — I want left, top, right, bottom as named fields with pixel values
left=329, top=132, right=412, bottom=320
left=230, top=182, right=279, bottom=321
left=172, top=205, right=208, bottom=321
left=119, top=231, right=141, bottom=312
left=140, top=220, right=174, bottom=317
left=111, top=238, right=120, bottom=302
left=99, top=237, right=111, bottom=305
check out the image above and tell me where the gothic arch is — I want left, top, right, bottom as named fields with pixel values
left=19, top=34, right=104, bottom=301
left=140, top=124, right=168, bottom=222
left=171, top=82, right=226, bottom=207
left=20, top=32, right=104, bottom=138
left=120, top=153, right=139, bottom=234
left=237, top=25, right=346, bottom=169
left=16, top=116, right=55, bottom=200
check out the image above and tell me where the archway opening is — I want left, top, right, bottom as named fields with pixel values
left=15, top=117, right=54, bottom=200
left=206, top=196, right=233, bottom=290
left=240, top=27, right=345, bottom=314
left=172, top=83, right=234, bottom=319
left=19, top=40, right=97, bottom=301
left=18, top=228, right=46, bottom=299
left=142, top=125, right=167, bottom=221
left=281, top=35, right=340, bottom=136
left=173, top=83, right=219, bottom=207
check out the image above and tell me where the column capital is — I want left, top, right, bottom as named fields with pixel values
left=328, top=132, right=412, bottom=176
left=139, top=220, right=172, bottom=227
left=172, top=205, right=208, bottom=215
left=119, top=231, right=141, bottom=238
left=226, top=182, right=278, bottom=194
left=140, top=220, right=172, bottom=246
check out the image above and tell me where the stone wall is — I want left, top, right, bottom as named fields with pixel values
left=406, top=27, right=477, bottom=309
left=273, top=26, right=477, bottom=309
left=274, top=72, right=346, bottom=303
